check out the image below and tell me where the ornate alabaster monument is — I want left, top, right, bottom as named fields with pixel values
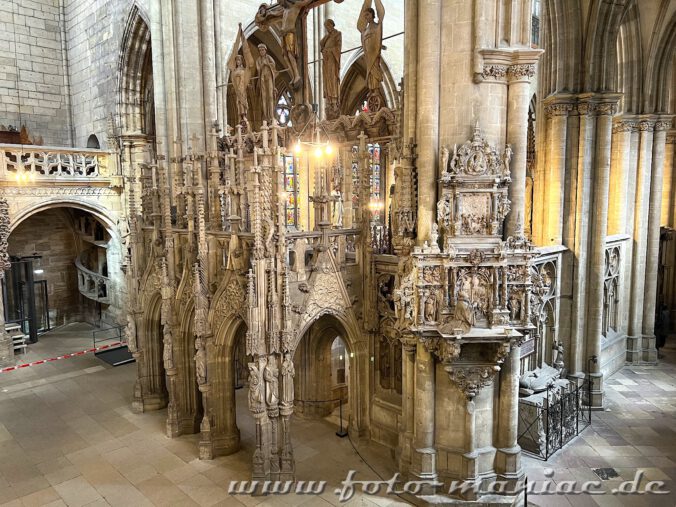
left=395, top=125, right=537, bottom=502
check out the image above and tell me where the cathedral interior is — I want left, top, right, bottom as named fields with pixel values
left=0, top=0, right=675, bottom=506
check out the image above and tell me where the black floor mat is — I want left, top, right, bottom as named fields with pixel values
left=95, top=346, right=135, bottom=366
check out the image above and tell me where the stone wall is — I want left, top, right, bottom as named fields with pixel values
left=8, top=209, right=80, bottom=326
left=0, top=0, right=71, bottom=146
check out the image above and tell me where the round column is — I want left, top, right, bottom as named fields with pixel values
left=628, top=118, right=655, bottom=359
left=496, top=343, right=521, bottom=480
left=412, top=341, right=436, bottom=481
left=414, top=0, right=441, bottom=244
left=642, top=119, right=671, bottom=362
left=506, top=64, right=535, bottom=236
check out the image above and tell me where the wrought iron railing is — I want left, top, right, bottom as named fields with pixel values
left=518, top=378, right=591, bottom=460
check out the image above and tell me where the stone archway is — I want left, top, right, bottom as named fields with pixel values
left=201, top=317, right=247, bottom=459
left=133, top=292, right=168, bottom=412
left=293, top=312, right=368, bottom=440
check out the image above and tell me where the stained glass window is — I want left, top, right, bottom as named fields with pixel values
left=369, top=143, right=382, bottom=222
left=350, top=143, right=383, bottom=223
left=283, top=154, right=299, bottom=228
left=276, top=93, right=292, bottom=127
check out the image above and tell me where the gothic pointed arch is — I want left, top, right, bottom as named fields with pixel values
left=339, top=50, right=399, bottom=115
left=117, top=5, right=155, bottom=140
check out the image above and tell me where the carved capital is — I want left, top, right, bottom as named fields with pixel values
left=507, top=64, right=536, bottom=81
left=654, top=120, right=673, bottom=132
left=612, top=119, right=638, bottom=133
left=639, top=120, right=655, bottom=132
left=577, top=101, right=618, bottom=117
left=444, top=364, right=501, bottom=400
left=481, top=65, right=508, bottom=80
left=544, top=102, right=574, bottom=118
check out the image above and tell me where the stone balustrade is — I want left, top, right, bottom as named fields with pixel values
left=0, top=144, right=118, bottom=183
left=75, top=254, right=111, bottom=304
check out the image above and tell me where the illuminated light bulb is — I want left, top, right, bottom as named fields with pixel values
left=15, top=173, right=20, bottom=183
left=314, top=147, right=323, bottom=158
left=294, top=141, right=302, bottom=154
left=325, top=143, right=333, bottom=155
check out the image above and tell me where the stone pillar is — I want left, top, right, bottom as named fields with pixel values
left=414, top=0, right=441, bottom=244
left=584, top=95, right=619, bottom=408
left=628, top=117, right=655, bottom=363
left=541, top=96, right=574, bottom=246
left=412, top=341, right=437, bottom=484
left=642, top=118, right=672, bottom=362
left=398, top=337, right=416, bottom=474
left=505, top=57, right=540, bottom=237
left=495, top=343, right=521, bottom=482
left=609, top=119, right=636, bottom=235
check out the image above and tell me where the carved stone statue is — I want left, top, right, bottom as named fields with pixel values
left=162, top=325, right=174, bottom=370
left=440, top=292, right=474, bottom=335
left=125, top=314, right=137, bottom=353
left=117, top=216, right=131, bottom=259
left=264, top=362, right=279, bottom=408
left=508, top=293, right=521, bottom=321
left=357, top=0, right=385, bottom=111
left=424, top=292, right=437, bottom=323
left=393, top=273, right=414, bottom=327
left=281, top=353, right=295, bottom=405
left=552, top=339, right=564, bottom=370
left=195, top=339, right=207, bottom=385
left=437, top=196, right=451, bottom=226
left=228, top=24, right=255, bottom=125
left=503, top=144, right=513, bottom=176
left=248, top=362, right=265, bottom=414
left=227, top=234, right=245, bottom=272
left=430, top=223, right=439, bottom=251
left=320, top=19, right=342, bottom=119
left=440, top=145, right=449, bottom=174
left=256, top=44, right=277, bottom=124
left=331, top=189, right=344, bottom=227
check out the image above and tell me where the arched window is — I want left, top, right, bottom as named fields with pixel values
left=87, top=134, right=100, bottom=149
left=275, top=92, right=292, bottom=127
left=282, top=153, right=300, bottom=228
left=331, top=337, right=347, bottom=386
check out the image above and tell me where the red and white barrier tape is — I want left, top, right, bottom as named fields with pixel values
left=0, top=341, right=124, bottom=373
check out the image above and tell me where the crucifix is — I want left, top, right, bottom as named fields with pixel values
left=255, top=0, right=343, bottom=128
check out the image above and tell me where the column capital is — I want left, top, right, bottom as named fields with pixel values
left=507, top=64, right=536, bottom=82
left=612, top=116, right=640, bottom=133
left=543, top=94, right=577, bottom=118
left=654, top=117, right=673, bottom=132
left=576, top=93, right=622, bottom=116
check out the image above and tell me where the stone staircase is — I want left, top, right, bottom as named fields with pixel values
left=5, top=323, right=28, bottom=354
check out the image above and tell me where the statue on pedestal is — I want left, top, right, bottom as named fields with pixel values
left=256, top=44, right=277, bottom=124
left=320, top=19, right=342, bottom=119
left=228, top=24, right=255, bottom=126
left=357, top=0, right=385, bottom=111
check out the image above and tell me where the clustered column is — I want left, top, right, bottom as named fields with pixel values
left=412, top=342, right=437, bottom=484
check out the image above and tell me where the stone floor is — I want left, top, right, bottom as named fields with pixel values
left=0, top=324, right=675, bottom=506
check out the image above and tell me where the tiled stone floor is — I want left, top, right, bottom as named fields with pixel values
left=0, top=324, right=675, bottom=506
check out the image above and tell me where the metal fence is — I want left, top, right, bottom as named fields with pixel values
left=518, top=378, right=591, bottom=460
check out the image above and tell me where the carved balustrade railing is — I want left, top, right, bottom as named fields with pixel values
left=0, top=144, right=116, bottom=183
left=75, top=254, right=111, bottom=304
left=287, top=228, right=360, bottom=270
